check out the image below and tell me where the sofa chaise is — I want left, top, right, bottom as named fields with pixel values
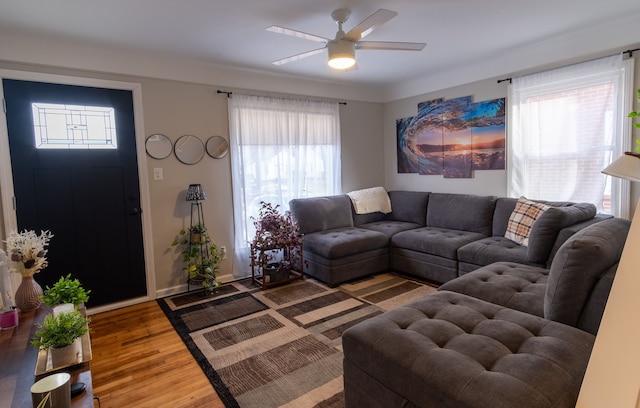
left=342, top=217, right=631, bottom=407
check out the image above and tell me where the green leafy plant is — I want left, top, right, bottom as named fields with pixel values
left=189, top=223, right=206, bottom=233
left=31, top=310, right=90, bottom=349
left=41, top=274, right=91, bottom=307
left=630, top=88, right=640, bottom=151
left=172, top=225, right=222, bottom=292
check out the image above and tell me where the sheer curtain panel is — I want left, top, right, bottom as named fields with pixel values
left=228, top=94, right=341, bottom=278
left=508, top=55, right=634, bottom=217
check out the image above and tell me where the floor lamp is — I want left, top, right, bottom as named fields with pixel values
left=577, top=152, right=640, bottom=407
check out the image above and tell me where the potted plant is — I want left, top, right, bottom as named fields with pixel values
left=4, top=229, right=54, bottom=311
left=31, top=310, right=90, bottom=367
left=189, top=223, right=206, bottom=244
left=172, top=225, right=222, bottom=293
left=250, top=201, right=303, bottom=282
left=41, top=274, right=91, bottom=310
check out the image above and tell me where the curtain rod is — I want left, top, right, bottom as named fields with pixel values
left=497, top=48, right=640, bottom=84
left=623, top=47, right=640, bottom=57
left=216, top=89, right=347, bottom=105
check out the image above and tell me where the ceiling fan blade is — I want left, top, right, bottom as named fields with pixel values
left=272, top=47, right=326, bottom=65
left=344, top=9, right=397, bottom=42
left=266, top=25, right=328, bottom=43
left=356, top=41, right=426, bottom=51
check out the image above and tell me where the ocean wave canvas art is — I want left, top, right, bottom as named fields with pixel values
left=397, top=95, right=506, bottom=178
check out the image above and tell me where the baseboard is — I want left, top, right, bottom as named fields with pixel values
left=85, top=296, right=150, bottom=315
left=155, top=274, right=250, bottom=299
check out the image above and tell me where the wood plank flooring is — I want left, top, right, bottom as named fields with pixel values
left=90, top=301, right=225, bottom=407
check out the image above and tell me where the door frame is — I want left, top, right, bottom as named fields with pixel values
left=0, top=69, right=156, bottom=314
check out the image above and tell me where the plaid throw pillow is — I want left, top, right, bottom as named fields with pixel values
left=505, top=197, right=551, bottom=246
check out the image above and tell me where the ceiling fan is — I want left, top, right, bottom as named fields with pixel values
left=266, top=8, right=426, bottom=70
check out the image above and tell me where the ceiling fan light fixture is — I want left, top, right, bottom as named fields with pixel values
left=327, top=40, right=356, bottom=69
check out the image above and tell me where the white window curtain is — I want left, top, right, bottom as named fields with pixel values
left=228, top=94, right=341, bottom=278
left=508, top=55, right=634, bottom=218
left=0, top=249, right=12, bottom=309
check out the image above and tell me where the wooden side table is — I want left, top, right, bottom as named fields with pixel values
left=250, top=241, right=304, bottom=289
left=0, top=307, right=95, bottom=408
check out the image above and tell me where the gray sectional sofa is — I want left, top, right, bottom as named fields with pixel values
left=289, top=190, right=629, bottom=407
left=342, top=217, right=630, bottom=407
left=289, top=191, right=605, bottom=287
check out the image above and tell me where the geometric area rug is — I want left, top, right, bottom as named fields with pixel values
left=157, top=273, right=437, bottom=408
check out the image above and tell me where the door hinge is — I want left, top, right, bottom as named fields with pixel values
left=2, top=99, right=6, bottom=114
left=12, top=196, right=16, bottom=211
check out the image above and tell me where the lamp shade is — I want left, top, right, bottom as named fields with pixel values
left=328, top=40, right=356, bottom=69
left=601, top=152, right=640, bottom=182
left=185, top=184, right=206, bottom=201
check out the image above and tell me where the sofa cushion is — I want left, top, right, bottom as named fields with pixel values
left=392, top=227, right=486, bottom=259
left=343, top=290, right=595, bottom=408
left=505, top=197, right=551, bottom=246
left=457, top=236, right=531, bottom=269
left=544, top=217, right=630, bottom=328
left=492, top=197, right=518, bottom=236
left=359, top=220, right=421, bottom=238
left=439, top=261, right=548, bottom=317
left=289, top=195, right=353, bottom=235
left=426, top=193, right=496, bottom=235
left=387, top=191, right=430, bottom=225
left=352, top=210, right=386, bottom=227
left=546, top=214, right=612, bottom=266
left=302, top=227, right=389, bottom=258
left=526, top=202, right=597, bottom=263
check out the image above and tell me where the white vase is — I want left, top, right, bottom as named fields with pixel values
left=50, top=338, right=81, bottom=368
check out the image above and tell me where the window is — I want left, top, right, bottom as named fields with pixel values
left=32, top=102, right=117, bottom=149
left=228, top=94, right=341, bottom=277
left=508, top=55, right=634, bottom=217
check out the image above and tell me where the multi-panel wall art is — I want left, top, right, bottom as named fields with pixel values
left=396, top=95, right=506, bottom=178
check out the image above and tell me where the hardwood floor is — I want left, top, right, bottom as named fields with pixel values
left=90, top=301, right=225, bottom=407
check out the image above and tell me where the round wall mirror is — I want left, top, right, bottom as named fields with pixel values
left=206, top=136, right=230, bottom=159
left=145, top=134, right=172, bottom=159
left=174, top=135, right=205, bottom=164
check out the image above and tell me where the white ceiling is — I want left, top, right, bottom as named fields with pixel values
left=1, top=0, right=640, bottom=98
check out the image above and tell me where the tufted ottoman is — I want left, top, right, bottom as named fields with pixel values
left=290, top=194, right=391, bottom=287
left=302, top=226, right=390, bottom=286
left=342, top=291, right=594, bottom=408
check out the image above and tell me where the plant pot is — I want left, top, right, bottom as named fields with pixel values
left=263, top=262, right=289, bottom=283
left=190, top=232, right=202, bottom=244
left=50, top=338, right=81, bottom=368
left=15, top=276, right=43, bottom=312
left=52, top=303, right=75, bottom=316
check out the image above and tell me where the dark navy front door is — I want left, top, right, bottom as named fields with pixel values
left=3, top=79, right=146, bottom=307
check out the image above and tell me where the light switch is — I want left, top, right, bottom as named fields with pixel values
left=153, top=168, right=163, bottom=180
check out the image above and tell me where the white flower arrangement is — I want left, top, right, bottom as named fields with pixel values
left=4, top=230, right=54, bottom=277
